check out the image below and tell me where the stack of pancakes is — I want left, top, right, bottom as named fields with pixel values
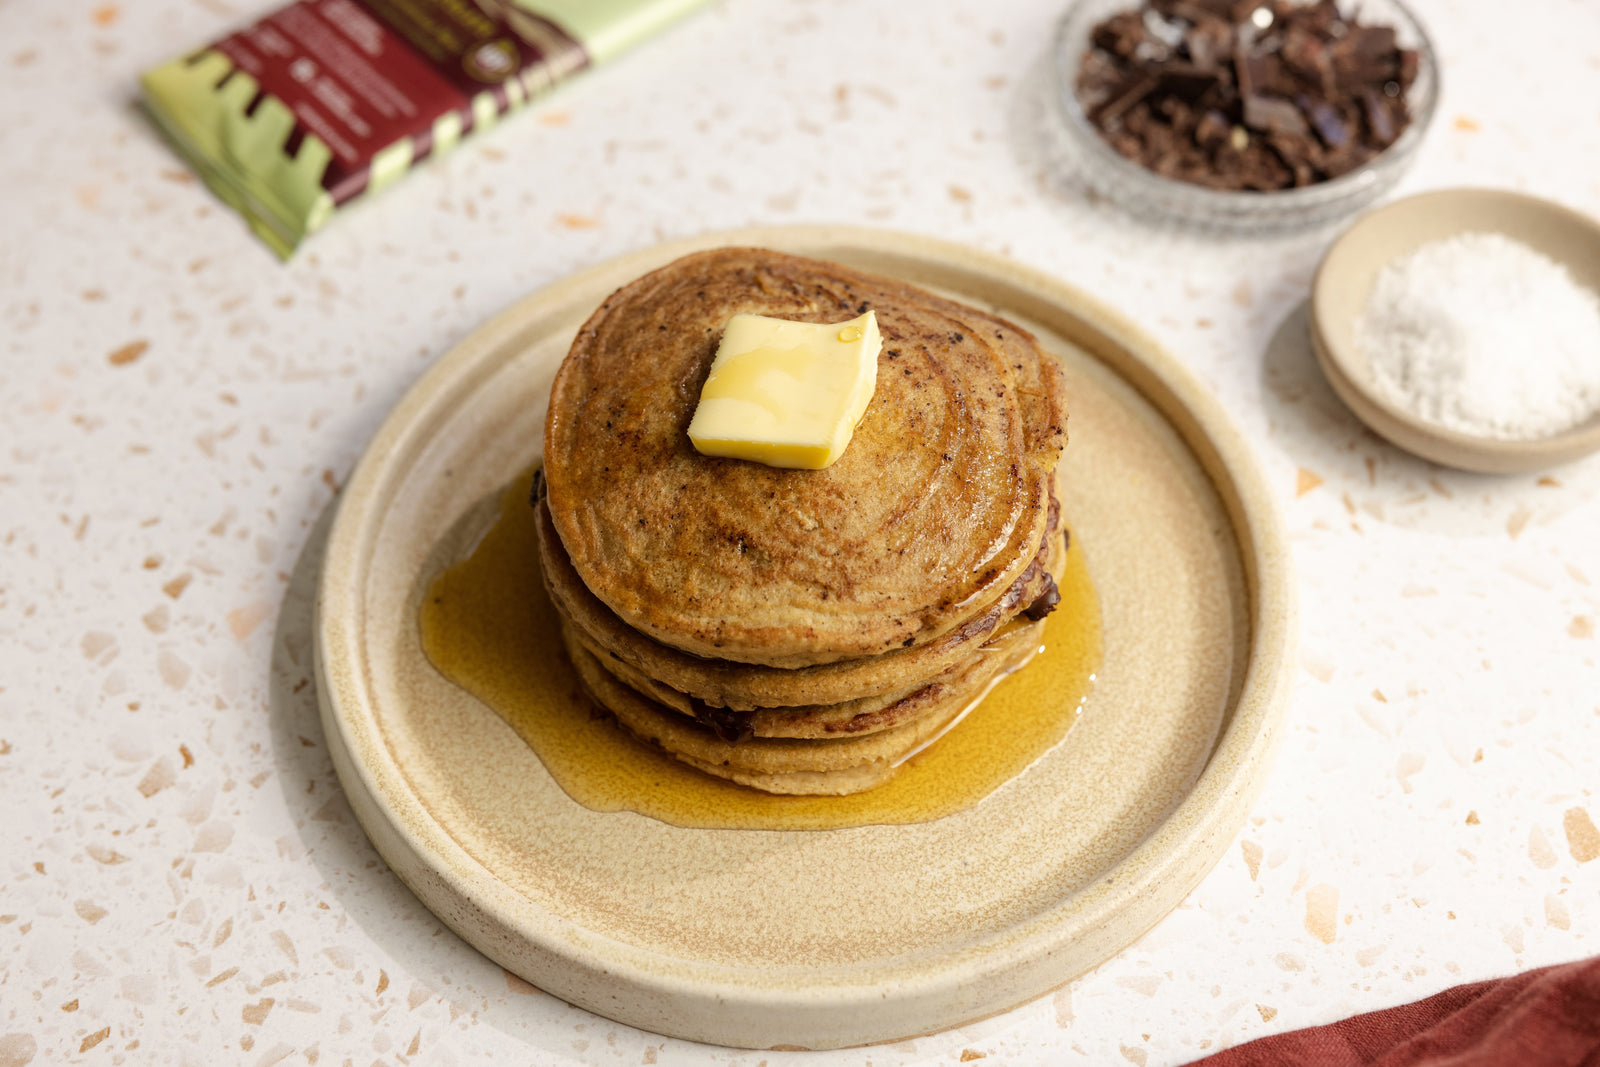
left=535, top=248, right=1069, bottom=795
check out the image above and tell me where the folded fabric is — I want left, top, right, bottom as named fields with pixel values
left=1188, top=954, right=1600, bottom=1066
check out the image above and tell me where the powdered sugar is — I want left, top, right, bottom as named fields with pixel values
left=1357, top=232, right=1600, bottom=440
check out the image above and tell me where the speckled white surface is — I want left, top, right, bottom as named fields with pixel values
left=2, top=1, right=1597, bottom=1064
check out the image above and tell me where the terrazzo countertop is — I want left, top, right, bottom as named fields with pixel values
left=3, top=0, right=1599, bottom=1064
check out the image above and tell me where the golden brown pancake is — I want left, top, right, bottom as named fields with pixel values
left=560, top=544, right=1059, bottom=742
left=533, top=486, right=1063, bottom=711
left=557, top=519, right=1067, bottom=737
left=542, top=248, right=1067, bottom=668
left=562, top=617, right=1047, bottom=796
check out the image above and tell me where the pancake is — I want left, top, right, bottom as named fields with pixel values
left=560, top=527, right=1068, bottom=739
left=542, top=247, right=1068, bottom=668
left=534, top=483, right=1063, bottom=711
left=563, top=616, right=1048, bottom=796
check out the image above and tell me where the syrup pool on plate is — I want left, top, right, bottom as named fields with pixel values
left=419, top=474, right=1102, bottom=831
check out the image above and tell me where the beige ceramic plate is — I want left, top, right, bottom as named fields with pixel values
left=1311, top=188, right=1600, bottom=473
left=314, top=227, right=1294, bottom=1050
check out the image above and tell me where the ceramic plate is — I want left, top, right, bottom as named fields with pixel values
left=314, top=227, right=1294, bottom=1050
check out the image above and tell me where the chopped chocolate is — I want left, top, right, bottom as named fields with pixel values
left=1074, top=0, right=1420, bottom=193
left=692, top=702, right=755, bottom=744
left=1159, top=62, right=1223, bottom=99
left=1299, top=93, right=1349, bottom=147
left=1181, top=15, right=1228, bottom=65
left=1195, top=108, right=1232, bottom=146
left=1092, top=72, right=1161, bottom=125
left=1244, top=92, right=1310, bottom=137
left=1363, top=87, right=1398, bottom=146
left=1023, top=575, right=1061, bottom=621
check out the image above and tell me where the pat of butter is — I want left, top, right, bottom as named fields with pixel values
left=688, top=311, right=881, bottom=470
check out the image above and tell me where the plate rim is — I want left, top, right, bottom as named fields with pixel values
left=313, top=225, right=1296, bottom=1048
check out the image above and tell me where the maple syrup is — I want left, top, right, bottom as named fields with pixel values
left=420, top=478, right=1102, bottom=831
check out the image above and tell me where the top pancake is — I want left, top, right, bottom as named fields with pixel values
left=542, top=248, right=1067, bottom=668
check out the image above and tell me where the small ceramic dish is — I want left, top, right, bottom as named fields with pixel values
left=1052, top=0, right=1438, bottom=233
left=1310, top=188, right=1600, bottom=474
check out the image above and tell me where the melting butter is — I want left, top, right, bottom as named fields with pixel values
left=687, top=311, right=881, bottom=470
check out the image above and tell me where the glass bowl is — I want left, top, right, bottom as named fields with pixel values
left=1052, top=0, right=1439, bottom=234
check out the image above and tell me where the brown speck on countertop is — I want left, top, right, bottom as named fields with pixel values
left=1506, top=506, right=1534, bottom=539
left=1305, top=884, right=1339, bottom=943
left=503, top=968, right=540, bottom=995
left=108, top=340, right=148, bottom=366
left=74, top=899, right=107, bottom=924
left=1530, top=827, right=1559, bottom=869
left=1564, top=808, right=1600, bottom=863
left=1240, top=839, right=1262, bottom=881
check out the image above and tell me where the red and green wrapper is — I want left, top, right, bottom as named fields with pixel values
left=143, top=0, right=710, bottom=258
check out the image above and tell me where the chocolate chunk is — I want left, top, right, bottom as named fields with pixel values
left=1299, top=93, right=1350, bottom=147
left=1237, top=50, right=1281, bottom=97
left=1332, top=24, right=1398, bottom=84
left=1265, top=132, right=1316, bottom=186
left=1092, top=72, right=1160, bottom=125
left=1398, top=48, right=1419, bottom=89
left=1280, top=25, right=1333, bottom=94
left=1159, top=62, right=1222, bottom=99
left=693, top=703, right=754, bottom=744
left=1184, top=18, right=1234, bottom=68
left=1092, top=11, right=1153, bottom=59
left=1243, top=93, right=1309, bottom=136
left=1362, top=88, right=1397, bottom=146
left=1023, top=575, right=1061, bottom=621
left=1195, top=108, right=1232, bottom=146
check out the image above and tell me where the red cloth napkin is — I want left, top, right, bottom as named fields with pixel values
left=1188, top=955, right=1600, bottom=1067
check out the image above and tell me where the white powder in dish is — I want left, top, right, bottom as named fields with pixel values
left=1356, top=231, right=1600, bottom=440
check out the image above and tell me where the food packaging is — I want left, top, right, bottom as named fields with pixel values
left=143, top=0, right=711, bottom=257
